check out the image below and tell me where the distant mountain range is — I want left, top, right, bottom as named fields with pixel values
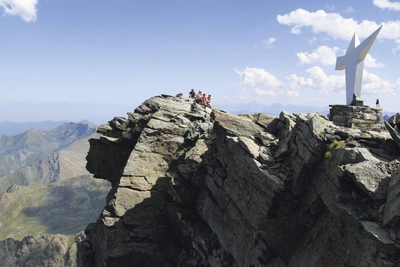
left=0, top=122, right=97, bottom=178
left=0, top=120, right=98, bottom=136
left=0, top=134, right=100, bottom=191
left=215, top=101, right=329, bottom=116
left=0, top=121, right=67, bottom=136
left=215, top=101, right=397, bottom=118
left=0, top=121, right=109, bottom=240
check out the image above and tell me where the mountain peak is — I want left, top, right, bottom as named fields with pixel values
left=78, top=95, right=400, bottom=266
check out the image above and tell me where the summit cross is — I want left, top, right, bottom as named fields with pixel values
left=336, top=26, right=382, bottom=105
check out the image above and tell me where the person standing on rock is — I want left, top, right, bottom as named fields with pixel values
left=376, top=98, right=380, bottom=107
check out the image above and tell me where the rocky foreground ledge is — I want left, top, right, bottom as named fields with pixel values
left=76, top=95, right=400, bottom=266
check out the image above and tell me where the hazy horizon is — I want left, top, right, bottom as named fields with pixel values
left=1, top=99, right=396, bottom=126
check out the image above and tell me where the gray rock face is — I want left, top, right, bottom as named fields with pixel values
left=77, top=95, right=400, bottom=267
left=383, top=168, right=400, bottom=227
left=344, top=161, right=389, bottom=200
left=0, top=234, right=80, bottom=267
left=387, top=113, right=400, bottom=130
left=385, top=120, right=400, bottom=150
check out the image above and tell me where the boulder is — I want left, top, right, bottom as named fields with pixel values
left=344, top=161, right=389, bottom=200
left=385, top=121, right=400, bottom=150
left=333, top=147, right=380, bottom=165
left=212, top=109, right=264, bottom=138
left=387, top=113, right=400, bottom=129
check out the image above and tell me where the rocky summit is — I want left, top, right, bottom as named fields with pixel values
left=77, top=95, right=400, bottom=267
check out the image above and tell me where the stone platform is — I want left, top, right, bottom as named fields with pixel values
left=329, top=104, right=383, bottom=129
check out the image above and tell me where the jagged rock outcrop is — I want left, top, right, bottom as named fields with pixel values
left=78, top=95, right=400, bottom=267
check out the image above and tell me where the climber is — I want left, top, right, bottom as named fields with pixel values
left=202, top=93, right=207, bottom=106
left=189, top=89, right=195, bottom=98
left=195, top=90, right=203, bottom=104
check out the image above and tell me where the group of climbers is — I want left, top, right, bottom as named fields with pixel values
left=189, top=89, right=212, bottom=107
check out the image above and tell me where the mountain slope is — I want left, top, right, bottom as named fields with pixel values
left=0, top=134, right=99, bottom=191
left=0, top=175, right=109, bottom=241
left=0, top=122, right=96, bottom=177
left=0, top=121, right=67, bottom=136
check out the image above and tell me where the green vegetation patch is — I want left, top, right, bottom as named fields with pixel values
left=324, top=140, right=346, bottom=164
left=327, top=140, right=346, bottom=149
left=0, top=175, right=110, bottom=241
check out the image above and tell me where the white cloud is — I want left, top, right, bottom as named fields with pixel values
left=0, top=0, right=38, bottom=22
left=289, top=66, right=394, bottom=96
left=262, top=37, right=277, bottom=49
left=308, top=37, right=317, bottom=45
left=235, top=66, right=343, bottom=96
left=362, top=70, right=395, bottom=95
left=237, top=94, right=250, bottom=100
left=290, top=25, right=301, bottom=35
left=325, top=5, right=335, bottom=11
left=393, top=39, right=400, bottom=54
left=345, top=7, right=355, bottom=13
left=277, top=8, right=400, bottom=40
left=364, top=54, right=384, bottom=68
left=235, top=63, right=398, bottom=101
left=235, top=67, right=283, bottom=87
left=373, top=0, right=400, bottom=11
left=297, top=46, right=339, bottom=66
left=286, top=74, right=314, bottom=90
left=286, top=66, right=344, bottom=94
left=254, top=88, right=276, bottom=96
left=277, top=9, right=358, bottom=39
left=306, top=66, right=344, bottom=94
left=285, top=90, right=300, bottom=97
left=394, top=78, right=400, bottom=93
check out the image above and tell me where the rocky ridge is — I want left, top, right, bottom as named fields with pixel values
left=78, top=95, right=400, bottom=266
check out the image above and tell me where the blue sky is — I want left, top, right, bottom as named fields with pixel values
left=1, top=0, right=400, bottom=123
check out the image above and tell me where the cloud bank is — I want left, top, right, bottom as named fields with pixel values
left=277, top=8, right=400, bottom=40
left=0, top=0, right=38, bottom=22
left=373, top=0, right=400, bottom=11
left=235, top=65, right=398, bottom=99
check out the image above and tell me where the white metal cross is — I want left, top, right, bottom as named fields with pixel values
left=336, top=26, right=382, bottom=105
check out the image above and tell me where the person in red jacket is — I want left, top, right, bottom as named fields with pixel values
left=202, top=93, right=207, bottom=106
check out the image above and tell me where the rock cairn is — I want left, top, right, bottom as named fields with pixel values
left=329, top=104, right=383, bottom=130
